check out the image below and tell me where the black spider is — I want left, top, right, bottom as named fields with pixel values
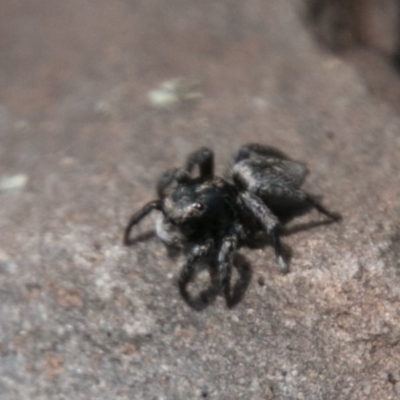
left=123, top=144, right=341, bottom=309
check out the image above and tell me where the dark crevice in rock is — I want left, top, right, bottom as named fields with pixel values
left=305, top=0, right=400, bottom=112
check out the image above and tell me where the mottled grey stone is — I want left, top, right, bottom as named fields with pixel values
left=1, top=1, right=400, bottom=399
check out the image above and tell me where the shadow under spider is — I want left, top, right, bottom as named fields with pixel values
left=282, top=217, right=339, bottom=237
left=124, top=215, right=339, bottom=311
left=245, top=216, right=339, bottom=250
left=124, top=230, right=156, bottom=245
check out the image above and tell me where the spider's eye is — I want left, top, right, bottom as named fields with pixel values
left=193, top=202, right=205, bottom=211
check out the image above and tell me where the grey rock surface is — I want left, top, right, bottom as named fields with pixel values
left=1, top=0, right=400, bottom=399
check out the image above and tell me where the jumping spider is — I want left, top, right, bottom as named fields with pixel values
left=124, top=144, right=341, bottom=308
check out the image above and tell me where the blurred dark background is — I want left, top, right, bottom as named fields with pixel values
left=308, top=0, right=400, bottom=110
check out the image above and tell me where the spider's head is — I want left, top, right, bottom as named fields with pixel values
left=161, top=178, right=236, bottom=238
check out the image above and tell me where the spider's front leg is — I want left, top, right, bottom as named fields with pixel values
left=157, top=168, right=191, bottom=198
left=240, top=191, right=288, bottom=273
left=123, top=200, right=161, bottom=245
left=186, top=147, right=214, bottom=180
left=178, top=239, right=214, bottom=302
left=217, top=233, right=238, bottom=302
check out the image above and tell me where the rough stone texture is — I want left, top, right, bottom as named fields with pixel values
left=1, top=1, right=400, bottom=399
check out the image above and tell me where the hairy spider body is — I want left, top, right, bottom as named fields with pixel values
left=155, top=176, right=238, bottom=246
left=124, top=144, right=341, bottom=309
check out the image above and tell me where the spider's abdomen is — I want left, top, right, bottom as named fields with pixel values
left=232, top=157, right=309, bottom=218
left=232, top=158, right=308, bottom=192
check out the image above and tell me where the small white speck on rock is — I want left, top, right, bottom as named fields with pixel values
left=0, top=174, right=28, bottom=192
left=231, top=315, right=240, bottom=323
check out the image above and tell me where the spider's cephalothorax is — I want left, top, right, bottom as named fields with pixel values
left=123, top=144, right=341, bottom=308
